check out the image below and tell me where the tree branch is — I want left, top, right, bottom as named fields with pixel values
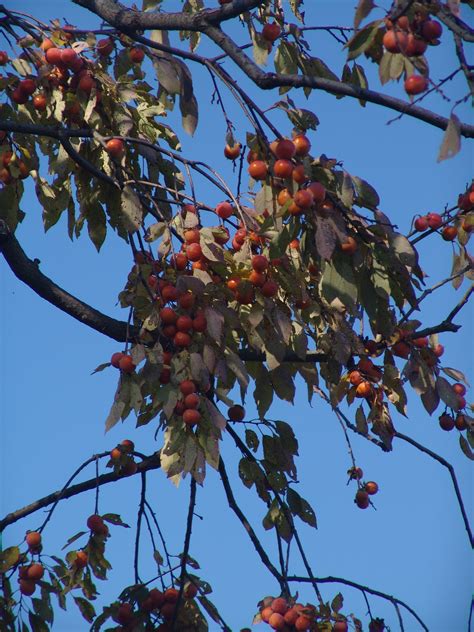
left=0, top=452, right=161, bottom=532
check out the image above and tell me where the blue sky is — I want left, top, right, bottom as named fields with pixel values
left=1, top=1, right=472, bottom=631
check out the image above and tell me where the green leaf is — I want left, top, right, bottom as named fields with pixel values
left=441, top=367, right=470, bottom=386
left=73, top=596, right=96, bottom=623
left=121, top=185, right=143, bottom=233
left=245, top=429, right=260, bottom=452
left=61, top=530, right=87, bottom=550
left=28, top=612, right=49, bottom=632
left=102, top=513, right=130, bottom=527
left=436, top=376, right=461, bottom=411
left=346, top=20, right=383, bottom=60
left=437, top=114, right=461, bottom=162
left=460, top=434, right=474, bottom=460
left=354, top=0, right=375, bottom=29
left=0, top=546, right=20, bottom=573
left=321, top=258, right=358, bottom=314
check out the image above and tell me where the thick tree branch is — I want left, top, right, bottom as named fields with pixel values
left=0, top=452, right=161, bottom=532
left=0, top=223, right=138, bottom=342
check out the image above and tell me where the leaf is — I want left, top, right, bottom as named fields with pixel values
left=346, top=20, right=383, bottom=60
left=287, top=488, right=317, bottom=528
left=321, top=258, right=358, bottom=314
left=245, top=429, right=260, bottom=452
left=224, top=349, right=249, bottom=388
left=331, top=592, right=344, bottom=613
left=0, top=546, right=20, bottom=573
left=28, top=612, right=49, bottom=632
left=389, top=233, right=418, bottom=268
left=252, top=31, right=269, bottom=66
left=102, top=513, right=130, bottom=527
left=460, top=435, right=474, bottom=460
left=436, top=376, right=461, bottom=411
left=73, top=596, right=96, bottom=623
left=315, top=216, right=337, bottom=260
left=61, top=530, right=87, bottom=550
left=354, top=0, right=375, bottom=30
left=121, top=185, right=143, bottom=232
left=421, top=387, right=440, bottom=415
left=441, top=367, right=470, bottom=386
left=105, top=400, right=126, bottom=432
left=438, top=114, right=461, bottom=162
left=355, top=405, right=368, bottom=434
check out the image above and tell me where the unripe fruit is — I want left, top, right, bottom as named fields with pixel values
left=414, top=216, right=429, bottom=231
left=274, top=139, right=296, bottom=160
left=129, top=47, right=145, bottom=63
left=224, top=143, right=241, bottom=159
left=228, top=404, right=245, bottom=421
left=106, top=138, right=124, bottom=158
left=427, top=212, right=443, bottom=229
left=216, top=201, right=233, bottom=219
left=248, top=160, right=268, bottom=180
left=439, top=413, right=455, bottom=431
left=365, top=481, right=378, bottom=495
left=355, top=489, right=370, bottom=509
left=26, top=563, right=44, bottom=581
left=262, top=23, right=281, bottom=43
left=404, top=74, right=428, bottom=96
left=174, top=331, right=192, bottom=347
left=252, top=254, right=269, bottom=272
left=273, top=159, right=294, bottom=179
left=26, top=532, right=42, bottom=550
left=119, top=355, right=135, bottom=373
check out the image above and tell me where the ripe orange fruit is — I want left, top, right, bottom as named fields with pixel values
left=216, top=201, right=233, bottom=219
left=174, top=331, right=191, bottom=347
left=268, top=612, right=285, bottom=630
left=404, top=74, right=428, bottom=95
left=442, top=225, right=457, bottom=241
left=110, top=447, right=122, bottom=461
left=295, top=615, right=312, bottom=631
left=453, top=383, right=466, bottom=396
left=274, top=139, right=296, bottom=160
left=249, top=270, right=266, bottom=286
left=184, top=393, right=200, bottom=409
left=121, top=459, right=138, bottom=476
left=414, top=216, right=429, bottom=231
left=293, top=134, right=311, bottom=156
left=261, top=606, right=274, bottom=623
left=289, top=239, right=300, bottom=249
left=427, top=212, right=443, bottom=229
left=74, top=550, right=88, bottom=568
left=340, top=236, right=357, bottom=254
left=333, top=621, right=349, bottom=632
left=164, top=588, right=179, bottom=603
left=262, top=23, right=281, bottom=43
left=355, top=489, right=370, bottom=509
left=271, top=597, right=288, bottom=614
left=421, top=20, right=442, bottom=41
left=106, top=138, right=124, bottom=158
left=228, top=404, right=245, bottom=421
left=179, top=380, right=196, bottom=396
left=192, top=314, right=207, bottom=332
left=183, top=409, right=201, bottom=425
left=186, top=243, right=202, bottom=261
left=349, top=370, right=363, bottom=386
left=224, top=143, right=241, bottom=159
left=26, top=532, right=42, bottom=550
left=33, top=93, right=47, bottom=111
left=308, top=181, right=326, bottom=204
left=355, top=381, right=373, bottom=398
left=119, top=355, right=135, bottom=373
left=405, top=34, right=427, bottom=57
left=277, top=188, right=292, bottom=206
left=248, top=160, right=268, bottom=180
left=273, top=159, right=294, bottom=179
left=129, top=47, right=145, bottom=63
left=365, top=481, right=378, bottom=495
left=26, top=563, right=44, bottom=581
left=294, top=188, right=314, bottom=209
left=160, top=307, right=177, bottom=325
left=455, top=414, right=467, bottom=431
left=292, top=164, right=307, bottom=184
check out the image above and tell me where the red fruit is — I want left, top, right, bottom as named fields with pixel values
left=33, top=94, right=47, bottom=111
left=74, top=550, right=88, bottom=568
left=453, top=383, right=466, bottom=396
left=439, top=413, right=455, bottom=431
left=97, top=38, right=114, bottom=56
left=294, top=188, right=314, bottom=209
left=77, top=74, right=96, bottom=93
left=289, top=239, right=300, bottom=250
left=235, top=284, right=254, bottom=304
left=159, top=368, right=171, bottom=384
left=19, top=579, right=36, bottom=596
left=19, top=78, right=36, bottom=96
left=333, top=622, right=349, bottom=632
left=457, top=395, right=467, bottom=409
left=171, top=252, right=188, bottom=270
left=273, top=159, right=294, bottom=179
left=216, top=201, right=233, bottom=219
left=248, top=160, right=268, bottom=180
left=183, top=409, right=201, bottom=426
left=178, top=292, right=195, bottom=310
left=349, top=370, right=363, bottom=386
left=442, top=225, right=457, bottom=241
left=383, top=29, right=408, bottom=53
left=308, top=181, right=326, bottom=204
left=11, top=88, right=29, bottom=104
left=271, top=598, right=288, bottom=615
left=160, top=307, right=177, bottom=325
left=26, top=563, right=44, bottom=581
left=228, top=404, right=245, bottom=421
left=186, top=243, right=202, bottom=262
left=412, top=336, right=428, bottom=348
left=433, top=344, right=444, bottom=358
left=0, top=51, right=8, bottom=65
left=184, top=393, right=200, bottom=409
left=184, top=228, right=200, bottom=244
left=455, top=414, right=467, bottom=431
left=392, top=341, right=411, bottom=359
left=284, top=607, right=300, bottom=625
left=121, top=459, right=138, bottom=476
left=234, top=228, right=247, bottom=244
left=348, top=466, right=363, bottom=480
left=274, top=139, right=296, bottom=160
left=161, top=285, right=179, bottom=302
left=365, top=481, right=379, bottom=495
left=60, top=48, right=79, bottom=67
left=106, top=138, right=124, bottom=158
left=249, top=270, right=266, bottom=286
left=162, top=324, right=176, bottom=337
left=87, top=514, right=106, bottom=534
left=261, top=279, right=278, bottom=297
left=111, top=352, right=124, bottom=368
left=414, top=216, right=429, bottom=231
left=262, top=23, right=282, bottom=44
left=129, top=47, right=145, bottom=63
left=176, top=315, right=193, bottom=332
left=174, top=331, right=192, bottom=347
left=293, top=134, right=311, bottom=156
left=261, top=607, right=274, bottom=623
left=121, top=439, right=134, bottom=452
left=277, top=188, right=292, bottom=206
left=224, top=143, right=241, bottom=159
left=149, top=588, right=165, bottom=608
left=26, top=532, right=42, bottom=550
left=181, top=203, right=197, bottom=215
left=340, top=236, right=357, bottom=254
left=116, top=603, right=134, bottom=625
left=192, top=315, right=207, bottom=332
left=110, top=447, right=122, bottom=461
left=356, top=381, right=373, bottom=398
left=405, top=34, right=428, bottom=57
left=404, top=74, right=428, bottom=96
left=45, top=47, right=63, bottom=65
left=427, top=212, right=443, bottom=229
left=355, top=489, right=370, bottom=509
left=119, top=355, right=135, bottom=373
left=180, top=380, right=196, bottom=396
left=269, top=612, right=286, bottom=630
left=422, top=20, right=442, bottom=41
left=295, top=616, right=312, bottom=631
left=164, top=587, right=179, bottom=603
left=252, top=254, right=269, bottom=272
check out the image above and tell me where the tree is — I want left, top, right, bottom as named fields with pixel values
left=0, top=0, right=472, bottom=630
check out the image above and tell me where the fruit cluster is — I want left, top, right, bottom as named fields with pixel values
left=257, top=596, right=349, bottom=631
left=17, top=532, right=44, bottom=597
left=109, top=439, right=139, bottom=475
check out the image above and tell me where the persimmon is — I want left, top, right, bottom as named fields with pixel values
left=11, top=87, right=29, bottom=104
left=294, top=188, right=314, bottom=209
left=174, top=331, right=192, bottom=347
left=19, top=579, right=36, bottom=596
left=164, top=588, right=180, bottom=603
left=186, top=243, right=203, bottom=262
left=118, top=355, right=135, bottom=373
left=33, top=94, right=47, bottom=111
left=176, top=315, right=193, bottom=332
left=105, top=138, right=124, bottom=158
left=160, top=602, right=176, bottom=619
left=192, top=314, right=207, bottom=332
left=412, top=336, right=428, bottom=348
left=293, top=134, right=311, bottom=156
left=162, top=285, right=179, bottom=302
left=348, top=466, right=363, bottom=480
left=228, top=404, right=245, bottom=421
left=273, top=159, right=294, bottom=179
left=184, top=228, right=200, bottom=244
left=248, top=160, right=268, bottom=180
left=110, top=447, right=122, bottom=461
left=224, top=142, right=241, bottom=159
left=160, top=307, right=177, bottom=325
left=74, top=550, right=88, bottom=568
left=252, top=254, right=269, bottom=272
left=455, top=414, right=467, bottom=431
left=271, top=597, right=288, bottom=614
left=295, top=615, right=312, bottom=631
left=277, top=188, right=292, bottom=206
left=97, top=37, right=114, bottom=56
left=184, top=393, right=200, bottom=409
left=179, top=380, right=196, bottom=396
left=18, top=78, right=36, bottom=96
left=355, top=489, right=370, bottom=509
left=216, top=201, right=233, bottom=219
left=289, top=239, right=300, bottom=249
left=349, top=370, right=363, bottom=386
left=333, top=621, right=349, bottom=632
left=149, top=588, right=165, bottom=608
left=261, top=606, right=274, bottom=623
left=358, top=357, right=373, bottom=372
left=291, top=164, right=306, bottom=184
left=249, top=270, right=266, bottom=286
left=453, top=383, right=466, bottom=396
left=405, top=34, right=427, bottom=57
left=421, top=20, right=442, bottom=40
left=284, top=607, right=300, bottom=625
left=355, top=381, right=373, bottom=398
left=308, top=181, right=326, bottom=204
left=26, top=563, right=44, bottom=581
left=433, top=343, right=444, bottom=358
left=183, top=409, right=201, bottom=425
left=365, top=481, right=379, bottom=495
left=392, top=341, right=411, bottom=358
left=162, top=324, right=177, bottom=338
left=340, top=236, right=357, bottom=254
left=274, top=139, right=296, bottom=160
left=116, top=603, right=134, bottom=625
left=269, top=612, right=286, bottom=630
left=426, top=212, right=443, bottom=229
left=60, top=48, right=79, bottom=68
left=45, top=47, right=63, bottom=65
left=26, top=531, right=42, bottom=550
left=121, top=459, right=138, bottom=476
left=439, top=413, right=455, bottom=431
left=129, top=47, right=145, bottom=63
left=442, top=225, right=457, bottom=241
left=261, top=280, right=278, bottom=297
left=404, top=74, right=428, bottom=95
left=414, top=216, right=429, bottom=231
left=382, top=29, right=408, bottom=53
left=262, top=23, right=282, bottom=43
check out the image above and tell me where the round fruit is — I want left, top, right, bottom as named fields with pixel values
left=414, top=216, right=429, bottom=231
left=405, top=34, right=427, bottom=57
left=248, top=160, right=268, bottom=180
left=174, top=332, right=191, bottom=347
left=179, top=292, right=195, bottom=310
left=277, top=188, right=292, bottom=206
left=26, top=532, right=42, bottom=550
left=261, top=606, right=274, bottom=623
left=348, top=466, right=363, bottom=480
left=433, top=344, right=444, bottom=358
left=11, top=88, right=29, bottom=105
left=404, top=74, right=428, bottom=96
left=295, top=616, right=312, bottom=631
left=356, top=381, right=373, bottom=398
left=164, top=588, right=179, bottom=603
left=392, top=341, right=411, bottom=358
left=121, top=459, right=138, bottom=476
left=45, top=47, right=63, bottom=65
left=293, top=134, right=311, bottom=156
left=60, top=48, right=79, bottom=67
left=271, top=598, right=288, bottom=614
left=365, top=481, right=378, bottom=495
left=129, top=47, right=145, bottom=63
left=228, top=404, right=245, bottom=421
left=116, top=603, right=134, bottom=625
left=33, top=94, right=47, bottom=111
left=111, top=352, right=124, bottom=368
left=192, top=314, right=207, bottom=332
left=179, top=380, right=196, bottom=396
left=249, top=270, right=266, bottom=286
left=261, top=280, right=279, bottom=297
left=455, top=414, right=467, bottom=431
left=184, top=393, right=200, bottom=409
left=110, top=447, right=122, bottom=461
left=457, top=396, right=466, bottom=409
left=294, top=188, right=314, bottom=209
left=333, top=621, right=349, bottom=632
left=186, top=243, right=202, bottom=262
left=427, top=212, right=443, bottom=229
left=149, top=588, right=165, bottom=608
left=453, top=383, right=466, bottom=396
left=216, top=201, right=233, bottom=219
left=383, top=29, right=408, bottom=53
left=422, top=20, right=442, bottom=41
left=273, top=159, right=294, bottom=179
left=275, top=139, right=296, bottom=160
left=308, top=181, right=326, bottom=203
left=87, top=514, right=106, bottom=534
left=412, top=336, right=428, bottom=348
left=106, top=138, right=124, bottom=158
left=224, top=143, right=241, bottom=159
left=184, top=408, right=201, bottom=426
left=19, top=579, right=36, bottom=596
left=97, top=37, right=114, bottom=56
left=349, top=370, right=363, bottom=386
left=252, top=254, right=269, bottom=272
left=74, top=550, right=88, bottom=568
left=268, top=612, right=285, bottom=630
left=340, top=236, right=357, bottom=254
left=355, top=489, right=370, bottom=509
left=289, top=239, right=300, bottom=249
left=0, top=51, right=8, bottom=65
left=26, top=563, right=44, bottom=581
left=161, top=285, right=179, bottom=302
left=160, top=307, right=177, bottom=325
left=442, top=225, right=457, bottom=241
left=176, top=315, right=193, bottom=332
left=439, top=413, right=455, bottom=431
left=262, top=23, right=281, bottom=43
left=19, top=78, right=36, bottom=96
left=121, top=439, right=135, bottom=452
left=118, top=355, right=135, bottom=373
left=77, top=74, right=96, bottom=93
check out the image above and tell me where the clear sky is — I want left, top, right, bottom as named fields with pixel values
left=1, top=1, right=472, bottom=631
